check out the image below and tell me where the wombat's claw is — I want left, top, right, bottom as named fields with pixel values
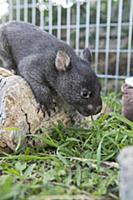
left=51, top=100, right=56, bottom=113
left=46, top=106, right=57, bottom=117
left=52, top=106, right=56, bottom=113
left=37, top=103, right=45, bottom=117
left=46, top=105, right=56, bottom=117
left=37, top=104, right=40, bottom=113
left=43, top=105, right=52, bottom=117
left=37, top=102, right=56, bottom=117
left=45, top=108, right=51, bottom=117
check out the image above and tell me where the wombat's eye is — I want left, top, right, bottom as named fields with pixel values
left=81, top=89, right=91, bottom=98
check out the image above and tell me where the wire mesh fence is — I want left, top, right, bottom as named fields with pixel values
left=0, top=0, right=133, bottom=92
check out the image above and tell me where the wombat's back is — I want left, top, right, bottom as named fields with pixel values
left=2, top=21, right=64, bottom=64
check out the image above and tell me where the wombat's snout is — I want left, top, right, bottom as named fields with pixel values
left=77, top=100, right=102, bottom=117
left=82, top=97, right=102, bottom=116
left=87, top=104, right=102, bottom=115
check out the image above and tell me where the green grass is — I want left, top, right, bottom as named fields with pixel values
left=0, top=92, right=133, bottom=200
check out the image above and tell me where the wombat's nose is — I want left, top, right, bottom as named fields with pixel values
left=87, top=104, right=102, bottom=115
left=87, top=104, right=94, bottom=111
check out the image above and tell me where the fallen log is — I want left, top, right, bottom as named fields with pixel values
left=0, top=68, right=71, bottom=152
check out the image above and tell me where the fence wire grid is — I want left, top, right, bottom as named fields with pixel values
left=0, top=0, right=133, bottom=92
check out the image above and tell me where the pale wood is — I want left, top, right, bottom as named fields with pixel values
left=0, top=68, right=71, bottom=152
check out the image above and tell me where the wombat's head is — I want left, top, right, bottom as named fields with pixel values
left=55, top=48, right=102, bottom=116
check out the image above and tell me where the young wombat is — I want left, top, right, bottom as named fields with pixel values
left=0, top=21, right=102, bottom=116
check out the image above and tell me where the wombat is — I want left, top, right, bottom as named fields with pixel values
left=0, top=21, right=102, bottom=116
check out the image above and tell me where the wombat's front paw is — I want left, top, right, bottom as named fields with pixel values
left=32, top=85, right=56, bottom=117
left=37, top=99, right=56, bottom=117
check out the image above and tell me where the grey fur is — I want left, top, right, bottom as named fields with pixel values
left=0, top=21, right=102, bottom=116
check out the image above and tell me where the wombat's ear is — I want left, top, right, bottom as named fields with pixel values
left=83, top=48, right=92, bottom=62
left=55, top=50, right=70, bottom=72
